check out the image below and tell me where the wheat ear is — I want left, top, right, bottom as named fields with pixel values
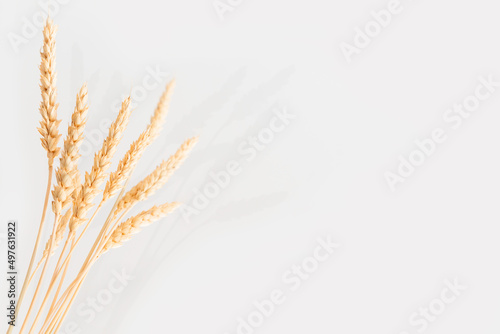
left=115, top=136, right=198, bottom=213
left=103, top=79, right=176, bottom=201
left=102, top=202, right=180, bottom=253
left=70, top=97, right=131, bottom=233
left=149, top=79, right=175, bottom=139
left=51, top=83, right=89, bottom=216
left=37, top=18, right=61, bottom=166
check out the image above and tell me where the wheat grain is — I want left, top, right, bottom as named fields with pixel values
left=115, top=136, right=198, bottom=213
left=37, top=18, right=61, bottom=166
left=103, top=80, right=175, bottom=201
left=70, top=97, right=131, bottom=232
left=102, top=202, right=180, bottom=253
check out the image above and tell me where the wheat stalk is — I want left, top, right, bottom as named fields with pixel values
left=43, top=139, right=197, bottom=334
left=42, top=209, right=71, bottom=259
left=40, top=82, right=179, bottom=328
left=22, top=86, right=91, bottom=333
left=24, top=96, right=131, bottom=333
left=16, top=17, right=201, bottom=334
left=21, top=44, right=88, bottom=333
left=26, top=87, right=88, bottom=331
left=43, top=202, right=179, bottom=333
left=8, top=18, right=63, bottom=334
left=44, top=139, right=196, bottom=332
left=26, top=96, right=131, bottom=333
left=23, top=208, right=71, bottom=333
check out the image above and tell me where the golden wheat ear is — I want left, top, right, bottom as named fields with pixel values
left=116, top=136, right=198, bottom=213
left=102, top=202, right=181, bottom=254
left=103, top=79, right=176, bottom=201
left=37, top=17, right=61, bottom=166
left=51, top=83, right=89, bottom=217
left=70, top=96, right=132, bottom=233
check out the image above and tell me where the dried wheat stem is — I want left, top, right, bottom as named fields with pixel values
left=27, top=209, right=71, bottom=334
left=9, top=19, right=61, bottom=334
left=38, top=98, right=131, bottom=329
left=47, top=201, right=103, bottom=300
left=42, top=209, right=71, bottom=259
left=115, top=136, right=198, bottom=214
left=8, top=168, right=52, bottom=334
left=37, top=197, right=103, bottom=333
left=19, top=213, right=60, bottom=334
left=39, top=262, right=83, bottom=333
left=41, top=200, right=105, bottom=332
left=44, top=135, right=195, bottom=331
left=46, top=202, right=180, bottom=330
left=26, top=85, right=88, bottom=333
left=48, top=203, right=179, bottom=333
left=52, top=277, right=83, bottom=334
left=42, top=258, right=93, bottom=333
left=48, top=236, right=74, bottom=314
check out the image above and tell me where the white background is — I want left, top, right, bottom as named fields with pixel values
left=1, top=0, right=499, bottom=333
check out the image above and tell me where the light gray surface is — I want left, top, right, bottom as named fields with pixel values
left=1, top=0, right=499, bottom=333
